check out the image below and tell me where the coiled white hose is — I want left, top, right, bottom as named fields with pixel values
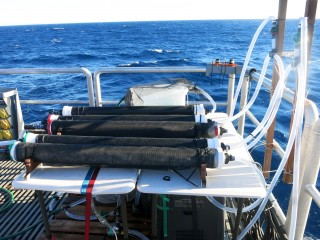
left=216, top=54, right=271, bottom=124
left=246, top=64, right=293, bottom=149
left=237, top=18, right=308, bottom=240
left=227, top=54, right=290, bottom=150
left=230, top=16, right=276, bottom=116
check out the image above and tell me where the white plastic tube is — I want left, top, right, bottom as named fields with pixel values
left=216, top=54, right=271, bottom=124
left=206, top=157, right=266, bottom=213
left=248, top=54, right=285, bottom=137
left=195, top=85, right=217, bottom=113
left=227, top=54, right=290, bottom=150
left=288, top=17, right=308, bottom=240
left=237, top=19, right=308, bottom=240
left=206, top=196, right=263, bottom=213
left=246, top=64, right=293, bottom=149
left=230, top=16, right=276, bottom=116
left=237, top=81, right=299, bottom=239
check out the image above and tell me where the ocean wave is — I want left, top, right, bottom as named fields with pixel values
left=117, top=61, right=157, bottom=67
left=28, top=86, right=48, bottom=95
left=26, top=55, right=63, bottom=65
left=157, top=58, right=192, bottom=66
left=117, top=58, right=193, bottom=67
left=52, top=27, right=65, bottom=30
left=148, top=49, right=163, bottom=53
left=147, top=49, right=181, bottom=54
left=66, top=53, right=104, bottom=61
left=51, top=38, right=62, bottom=43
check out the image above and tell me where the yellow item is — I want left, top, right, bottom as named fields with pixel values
left=0, top=120, right=10, bottom=129
left=2, top=130, right=12, bottom=140
left=0, top=109, right=8, bottom=119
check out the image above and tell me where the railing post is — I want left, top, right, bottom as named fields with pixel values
left=237, top=76, right=249, bottom=136
left=284, top=101, right=318, bottom=237
left=263, top=0, right=287, bottom=178
left=304, top=0, right=318, bottom=64
left=94, top=72, right=103, bottom=106
left=80, top=67, right=95, bottom=106
left=293, top=118, right=320, bottom=239
left=227, top=73, right=235, bottom=116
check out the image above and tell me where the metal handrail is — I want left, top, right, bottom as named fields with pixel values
left=0, top=67, right=95, bottom=106
left=94, top=67, right=206, bottom=106
left=305, top=185, right=320, bottom=208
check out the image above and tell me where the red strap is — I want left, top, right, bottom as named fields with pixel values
left=84, top=167, right=100, bottom=240
left=46, top=114, right=54, bottom=135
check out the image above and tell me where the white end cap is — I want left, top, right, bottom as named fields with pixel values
left=23, top=132, right=37, bottom=143
left=62, top=106, right=73, bottom=116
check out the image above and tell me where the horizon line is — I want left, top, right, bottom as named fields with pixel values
left=0, top=17, right=308, bottom=27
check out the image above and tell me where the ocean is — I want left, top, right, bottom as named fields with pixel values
left=0, top=20, right=319, bottom=239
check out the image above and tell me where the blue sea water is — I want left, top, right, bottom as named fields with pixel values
left=0, top=20, right=319, bottom=238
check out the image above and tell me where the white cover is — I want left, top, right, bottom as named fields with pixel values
left=13, top=166, right=139, bottom=195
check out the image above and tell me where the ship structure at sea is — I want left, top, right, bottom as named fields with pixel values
left=0, top=1, right=319, bottom=240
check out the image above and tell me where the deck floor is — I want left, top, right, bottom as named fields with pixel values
left=0, top=160, right=53, bottom=240
left=44, top=195, right=152, bottom=239
left=0, top=160, right=151, bottom=240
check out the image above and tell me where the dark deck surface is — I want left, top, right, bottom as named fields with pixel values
left=0, top=161, right=151, bottom=240
left=0, top=160, right=52, bottom=240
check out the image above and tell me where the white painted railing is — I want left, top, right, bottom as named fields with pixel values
left=0, top=67, right=95, bottom=106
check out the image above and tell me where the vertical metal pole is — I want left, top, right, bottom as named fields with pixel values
left=94, top=73, right=103, bottom=106
left=263, top=0, right=288, bottom=178
left=120, top=195, right=128, bottom=239
left=292, top=119, right=320, bottom=239
left=283, top=117, right=295, bottom=183
left=227, top=74, right=235, bottom=116
left=304, top=0, right=318, bottom=63
left=36, top=190, right=52, bottom=239
left=237, top=76, right=249, bottom=136
left=284, top=0, right=318, bottom=184
left=285, top=97, right=318, bottom=239
left=80, top=67, right=95, bottom=107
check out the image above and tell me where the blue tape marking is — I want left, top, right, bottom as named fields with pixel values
left=81, top=167, right=96, bottom=194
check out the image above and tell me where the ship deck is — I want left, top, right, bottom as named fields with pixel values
left=0, top=161, right=50, bottom=240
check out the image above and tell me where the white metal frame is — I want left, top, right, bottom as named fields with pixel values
left=0, top=67, right=95, bottom=106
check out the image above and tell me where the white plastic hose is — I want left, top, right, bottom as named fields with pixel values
left=206, top=196, right=262, bottom=214
left=230, top=16, right=276, bottom=116
left=206, top=157, right=266, bottom=213
left=246, top=64, right=293, bottom=149
left=288, top=17, right=308, bottom=240
left=237, top=18, right=308, bottom=240
left=227, top=54, right=290, bottom=150
left=216, top=54, right=271, bottom=124
left=195, top=85, right=217, bottom=113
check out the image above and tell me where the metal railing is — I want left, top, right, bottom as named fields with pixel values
left=94, top=66, right=209, bottom=106
left=0, top=65, right=318, bottom=238
left=0, top=67, right=95, bottom=106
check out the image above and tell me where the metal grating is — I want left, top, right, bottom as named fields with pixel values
left=0, top=160, right=53, bottom=240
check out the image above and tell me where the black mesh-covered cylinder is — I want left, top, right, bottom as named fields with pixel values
left=15, top=143, right=215, bottom=169
left=49, top=120, right=216, bottom=138
left=58, top=114, right=195, bottom=122
left=67, top=106, right=195, bottom=116
left=35, top=135, right=208, bottom=148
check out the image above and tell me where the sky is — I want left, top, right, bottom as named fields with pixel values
left=0, top=0, right=318, bottom=26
